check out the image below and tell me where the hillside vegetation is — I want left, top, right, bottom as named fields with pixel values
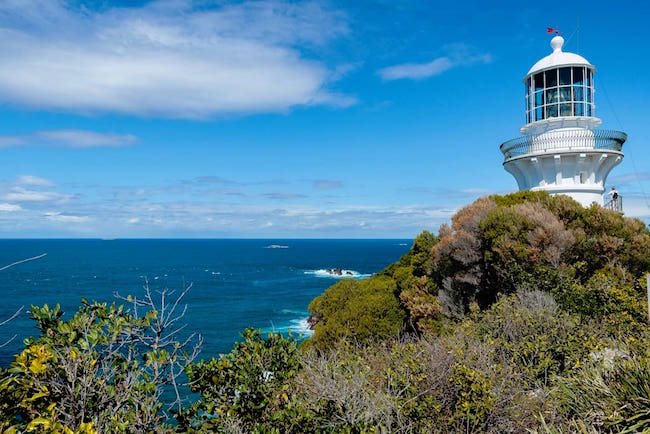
left=2, top=191, right=650, bottom=433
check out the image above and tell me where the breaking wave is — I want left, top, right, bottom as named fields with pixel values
left=304, top=269, right=372, bottom=279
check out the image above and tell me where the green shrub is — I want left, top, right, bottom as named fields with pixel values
left=181, top=328, right=303, bottom=433
left=0, top=285, right=199, bottom=433
left=307, top=276, right=405, bottom=350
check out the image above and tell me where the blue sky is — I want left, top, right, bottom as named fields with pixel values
left=0, top=0, right=648, bottom=238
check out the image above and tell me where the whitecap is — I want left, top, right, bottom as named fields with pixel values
left=264, top=244, right=289, bottom=249
left=261, top=317, right=314, bottom=337
left=304, top=269, right=371, bottom=279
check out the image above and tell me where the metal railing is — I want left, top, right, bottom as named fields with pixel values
left=500, top=129, right=627, bottom=160
left=604, top=194, right=623, bottom=213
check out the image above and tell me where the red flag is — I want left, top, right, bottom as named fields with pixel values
left=547, top=27, right=554, bottom=34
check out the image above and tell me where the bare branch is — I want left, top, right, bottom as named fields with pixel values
left=0, top=252, right=47, bottom=271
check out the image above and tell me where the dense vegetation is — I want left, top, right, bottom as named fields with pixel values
left=2, top=191, right=650, bottom=432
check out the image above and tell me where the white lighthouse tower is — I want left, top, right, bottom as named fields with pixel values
left=500, top=34, right=626, bottom=208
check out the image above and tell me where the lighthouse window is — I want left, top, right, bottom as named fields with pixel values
left=536, top=107, right=543, bottom=121
left=559, top=86, right=571, bottom=102
left=559, top=67, right=571, bottom=85
left=573, top=67, right=584, bottom=85
left=573, top=84, right=584, bottom=102
left=534, top=73, right=544, bottom=90
left=545, top=69, right=557, bottom=87
left=546, top=88, right=558, bottom=104
left=546, top=104, right=558, bottom=118
left=574, top=102, right=584, bottom=116
left=560, top=103, right=572, bottom=116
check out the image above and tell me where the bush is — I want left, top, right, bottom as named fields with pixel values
left=0, top=284, right=200, bottom=433
left=181, top=328, right=302, bottom=433
left=307, top=275, right=405, bottom=350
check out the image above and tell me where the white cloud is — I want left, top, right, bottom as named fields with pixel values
left=44, top=212, right=90, bottom=223
left=2, top=187, right=69, bottom=203
left=17, top=175, right=55, bottom=187
left=379, top=57, right=454, bottom=81
left=0, top=130, right=137, bottom=148
left=379, top=44, right=491, bottom=81
left=0, top=1, right=353, bottom=118
left=0, top=203, right=22, bottom=212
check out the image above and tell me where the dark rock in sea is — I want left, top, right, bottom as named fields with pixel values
left=326, top=268, right=343, bottom=276
left=307, top=313, right=322, bottom=330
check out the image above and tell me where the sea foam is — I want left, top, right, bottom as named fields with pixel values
left=304, top=269, right=371, bottom=279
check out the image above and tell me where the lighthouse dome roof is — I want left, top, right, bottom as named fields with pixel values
left=526, top=35, right=593, bottom=76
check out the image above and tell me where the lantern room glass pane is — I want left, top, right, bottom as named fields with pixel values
left=559, top=67, right=571, bottom=85
left=535, top=90, right=544, bottom=106
left=560, top=103, right=572, bottom=116
left=575, top=102, right=584, bottom=116
left=573, top=67, right=584, bottom=85
left=573, top=85, right=584, bottom=103
left=536, top=107, right=543, bottom=121
left=559, top=86, right=571, bottom=103
left=546, top=104, right=558, bottom=118
left=534, top=73, right=544, bottom=90
left=545, top=69, right=557, bottom=87
left=586, top=71, right=592, bottom=86
left=546, top=88, right=558, bottom=104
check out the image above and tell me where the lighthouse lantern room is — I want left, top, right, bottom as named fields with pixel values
left=500, top=34, right=626, bottom=208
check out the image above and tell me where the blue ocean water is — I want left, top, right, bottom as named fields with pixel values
left=0, top=239, right=411, bottom=366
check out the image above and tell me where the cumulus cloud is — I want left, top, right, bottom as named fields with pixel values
left=379, top=43, right=491, bottom=81
left=0, top=0, right=353, bottom=118
left=1, top=176, right=71, bottom=203
left=0, top=172, right=494, bottom=237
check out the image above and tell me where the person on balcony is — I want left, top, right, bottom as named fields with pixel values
left=608, top=186, right=619, bottom=211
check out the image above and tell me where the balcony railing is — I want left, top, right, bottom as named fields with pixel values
left=604, top=194, right=623, bottom=214
left=500, top=129, right=627, bottom=161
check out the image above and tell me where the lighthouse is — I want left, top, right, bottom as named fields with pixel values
left=500, top=34, right=626, bottom=208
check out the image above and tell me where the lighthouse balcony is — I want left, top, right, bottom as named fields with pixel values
left=500, top=129, right=626, bottom=161
left=604, top=193, right=624, bottom=214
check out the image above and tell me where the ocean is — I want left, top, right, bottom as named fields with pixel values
left=0, top=239, right=411, bottom=366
